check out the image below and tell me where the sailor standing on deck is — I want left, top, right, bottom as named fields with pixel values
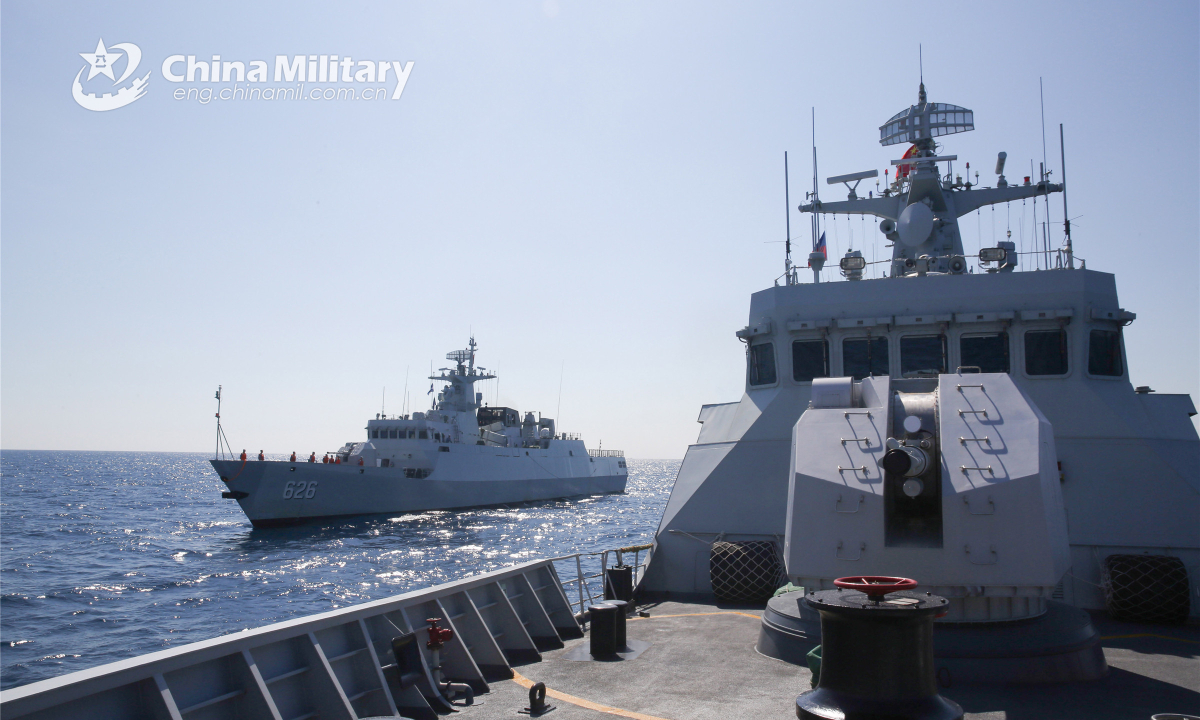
left=290, top=452, right=297, bottom=462
left=309, top=452, right=316, bottom=463
left=258, top=450, right=264, bottom=461
left=240, top=449, right=247, bottom=461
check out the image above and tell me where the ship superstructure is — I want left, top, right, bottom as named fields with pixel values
left=211, top=339, right=626, bottom=526
left=642, top=81, right=1199, bottom=634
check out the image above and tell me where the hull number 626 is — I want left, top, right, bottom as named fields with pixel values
left=283, top=481, right=317, bottom=499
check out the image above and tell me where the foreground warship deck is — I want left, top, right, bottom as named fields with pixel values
left=470, top=599, right=1199, bottom=720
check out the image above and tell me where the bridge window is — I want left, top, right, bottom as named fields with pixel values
left=1088, top=329, right=1123, bottom=377
left=843, top=337, right=889, bottom=380
left=371, top=429, right=379, bottom=439
left=960, top=333, right=1009, bottom=374
left=1025, top=329, right=1069, bottom=375
left=389, top=428, right=398, bottom=439
left=418, top=430, right=428, bottom=439
left=748, top=343, right=777, bottom=386
left=792, top=340, right=829, bottom=382
left=901, top=335, right=946, bottom=377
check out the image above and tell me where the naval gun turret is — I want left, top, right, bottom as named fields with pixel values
left=800, top=82, right=1062, bottom=277
left=768, top=373, right=1107, bottom=681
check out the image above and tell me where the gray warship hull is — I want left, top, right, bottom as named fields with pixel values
left=214, top=453, right=626, bottom=527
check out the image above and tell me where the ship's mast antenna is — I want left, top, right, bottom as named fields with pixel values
left=1059, top=123, right=1074, bottom=268
left=213, top=386, right=233, bottom=460
left=1039, top=78, right=1052, bottom=269
left=811, top=107, right=821, bottom=284
left=382, top=387, right=386, bottom=417
left=1031, top=159, right=1039, bottom=269
left=784, top=151, right=792, bottom=284
left=402, top=366, right=410, bottom=416
left=215, top=385, right=222, bottom=459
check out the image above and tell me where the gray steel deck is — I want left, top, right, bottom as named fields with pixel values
left=470, top=599, right=1199, bottom=720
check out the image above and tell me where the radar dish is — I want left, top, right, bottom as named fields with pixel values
left=898, top=203, right=934, bottom=247
left=447, top=349, right=471, bottom=364
left=880, top=102, right=974, bottom=147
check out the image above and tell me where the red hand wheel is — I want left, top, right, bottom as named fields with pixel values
left=834, top=576, right=918, bottom=600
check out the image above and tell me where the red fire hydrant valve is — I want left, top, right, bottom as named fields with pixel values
left=426, top=617, right=454, bottom=649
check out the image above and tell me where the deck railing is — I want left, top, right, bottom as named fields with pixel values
left=587, top=449, right=624, bottom=458
left=549, top=542, right=653, bottom=615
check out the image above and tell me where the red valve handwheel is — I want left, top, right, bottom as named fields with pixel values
left=833, top=576, right=918, bottom=599
left=425, top=617, right=454, bottom=649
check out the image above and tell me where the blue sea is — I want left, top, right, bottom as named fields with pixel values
left=0, top=451, right=677, bottom=690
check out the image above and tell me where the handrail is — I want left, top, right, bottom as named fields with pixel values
left=587, top=449, right=625, bottom=458
left=549, top=542, right=653, bottom=613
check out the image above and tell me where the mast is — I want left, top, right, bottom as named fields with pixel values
left=1040, top=78, right=1053, bottom=269
left=784, top=152, right=792, bottom=284
left=811, top=107, right=821, bottom=283
left=798, top=76, right=1062, bottom=277
left=1060, top=123, right=1074, bottom=268
left=214, top=385, right=222, bottom=459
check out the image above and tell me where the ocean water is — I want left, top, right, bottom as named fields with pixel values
left=0, top=450, right=677, bottom=690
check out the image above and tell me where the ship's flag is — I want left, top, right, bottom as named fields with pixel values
left=897, top=144, right=919, bottom=179
left=428, top=382, right=434, bottom=395
left=815, top=232, right=827, bottom=258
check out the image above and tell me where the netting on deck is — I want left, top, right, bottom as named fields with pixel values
left=709, top=540, right=783, bottom=603
left=1101, top=554, right=1191, bottom=625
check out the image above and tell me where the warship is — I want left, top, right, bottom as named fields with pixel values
left=2, top=81, right=1197, bottom=719
left=211, top=338, right=626, bottom=527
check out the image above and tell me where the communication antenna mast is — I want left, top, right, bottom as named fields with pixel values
left=810, top=107, right=824, bottom=283
left=215, top=385, right=222, bottom=458
left=213, top=386, right=233, bottom=460
left=402, top=366, right=410, bottom=416
left=1039, top=79, right=1053, bottom=269
left=784, top=151, right=793, bottom=284
left=1059, top=124, right=1074, bottom=268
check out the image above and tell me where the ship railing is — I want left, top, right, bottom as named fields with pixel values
left=549, top=542, right=653, bottom=615
left=557, top=432, right=582, bottom=441
left=587, top=449, right=624, bottom=458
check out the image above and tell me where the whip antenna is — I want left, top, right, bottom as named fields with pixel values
left=1060, top=123, right=1074, bottom=268
left=785, top=151, right=792, bottom=283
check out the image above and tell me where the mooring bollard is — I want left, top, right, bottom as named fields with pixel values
left=795, top=576, right=962, bottom=720
left=606, top=599, right=629, bottom=648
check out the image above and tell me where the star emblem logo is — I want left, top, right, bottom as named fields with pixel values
left=71, top=38, right=149, bottom=112
left=79, top=39, right=122, bottom=82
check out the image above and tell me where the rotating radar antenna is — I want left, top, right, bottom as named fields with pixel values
left=446, top=337, right=479, bottom=373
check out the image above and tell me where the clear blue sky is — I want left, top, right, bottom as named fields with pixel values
left=3, top=1, right=1197, bottom=458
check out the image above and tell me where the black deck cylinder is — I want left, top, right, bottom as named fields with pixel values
left=606, top=599, right=629, bottom=648
left=588, top=603, right=619, bottom=657
left=605, top=565, right=633, bottom=601
left=796, top=589, right=962, bottom=720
